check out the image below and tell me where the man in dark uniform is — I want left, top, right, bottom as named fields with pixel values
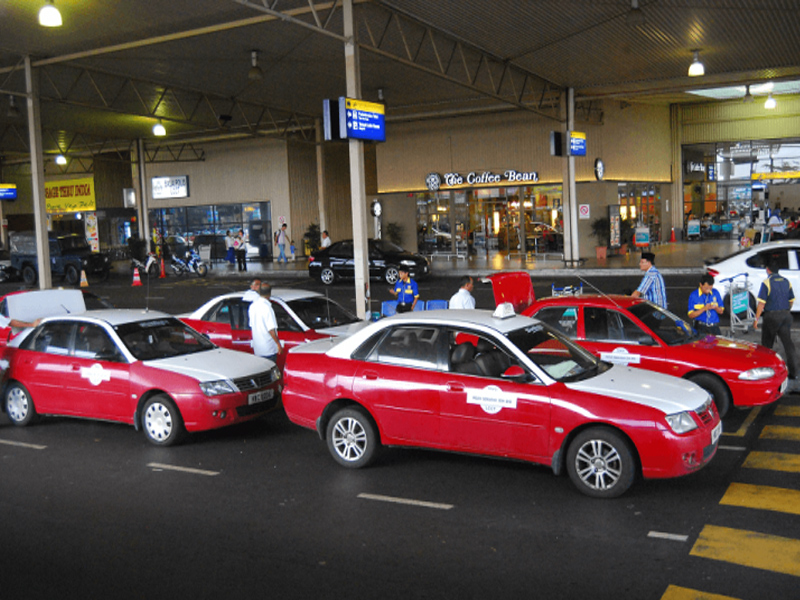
left=754, top=258, right=798, bottom=380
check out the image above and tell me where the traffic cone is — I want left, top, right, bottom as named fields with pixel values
left=159, top=257, right=166, bottom=278
left=132, top=268, right=142, bottom=287
left=669, top=227, right=676, bottom=243
left=80, top=270, right=89, bottom=288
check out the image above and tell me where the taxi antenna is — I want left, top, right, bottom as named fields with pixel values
left=577, top=275, right=624, bottom=309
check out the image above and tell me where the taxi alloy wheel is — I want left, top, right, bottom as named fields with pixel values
left=5, top=383, right=36, bottom=426
left=326, top=407, right=378, bottom=469
left=320, top=267, right=336, bottom=285
left=142, top=395, right=184, bottom=447
left=567, top=428, right=635, bottom=499
left=384, top=266, right=400, bottom=285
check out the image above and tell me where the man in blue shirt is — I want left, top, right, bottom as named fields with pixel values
left=688, top=274, right=724, bottom=335
left=389, top=267, right=419, bottom=313
left=631, top=252, right=667, bottom=309
left=754, top=259, right=797, bottom=379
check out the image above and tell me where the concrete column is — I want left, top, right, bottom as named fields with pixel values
left=137, top=138, right=151, bottom=246
left=561, top=88, right=579, bottom=266
left=315, top=118, right=327, bottom=234
left=344, top=0, right=371, bottom=319
left=24, top=56, right=52, bottom=289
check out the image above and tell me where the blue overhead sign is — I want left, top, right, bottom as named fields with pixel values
left=0, top=184, right=18, bottom=200
left=568, top=131, right=586, bottom=157
left=340, top=97, right=386, bottom=142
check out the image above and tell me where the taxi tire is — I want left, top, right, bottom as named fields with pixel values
left=320, top=267, right=336, bottom=286
left=384, top=266, right=400, bottom=285
left=142, top=395, right=185, bottom=447
left=326, top=407, right=379, bottom=469
left=688, top=373, right=731, bottom=417
left=5, top=383, right=37, bottom=426
left=566, top=427, right=635, bottom=499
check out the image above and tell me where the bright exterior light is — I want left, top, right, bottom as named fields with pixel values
left=153, top=120, right=166, bottom=136
left=55, top=154, right=67, bottom=165
left=39, top=0, right=62, bottom=27
left=765, top=93, right=776, bottom=109
left=688, top=51, right=705, bottom=77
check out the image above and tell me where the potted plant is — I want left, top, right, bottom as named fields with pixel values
left=590, top=216, right=610, bottom=260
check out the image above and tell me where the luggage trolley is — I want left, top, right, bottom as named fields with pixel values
left=551, top=283, right=583, bottom=297
left=721, top=273, right=755, bottom=336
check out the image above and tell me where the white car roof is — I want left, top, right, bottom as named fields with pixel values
left=325, top=309, right=537, bottom=358
left=43, top=309, right=173, bottom=327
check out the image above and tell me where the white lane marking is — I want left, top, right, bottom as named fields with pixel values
left=647, top=531, right=689, bottom=542
left=0, top=439, right=47, bottom=450
left=357, top=493, right=453, bottom=510
left=147, top=462, right=219, bottom=476
left=718, top=444, right=748, bottom=451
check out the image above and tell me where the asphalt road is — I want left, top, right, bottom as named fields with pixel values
left=1, top=271, right=799, bottom=600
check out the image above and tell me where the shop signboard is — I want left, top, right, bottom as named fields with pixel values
left=152, top=175, right=189, bottom=199
left=44, top=177, right=96, bottom=213
left=425, top=169, right=539, bottom=191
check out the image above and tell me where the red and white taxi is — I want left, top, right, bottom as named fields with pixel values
left=180, top=289, right=368, bottom=369
left=1, top=310, right=281, bottom=446
left=282, top=306, right=721, bottom=498
left=488, top=272, right=788, bottom=416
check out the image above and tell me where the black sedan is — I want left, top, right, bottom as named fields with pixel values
left=308, top=239, right=430, bottom=285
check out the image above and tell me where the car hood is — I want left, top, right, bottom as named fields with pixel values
left=315, top=320, right=371, bottom=337
left=144, top=348, right=275, bottom=382
left=681, top=335, right=785, bottom=367
left=567, top=365, right=710, bottom=414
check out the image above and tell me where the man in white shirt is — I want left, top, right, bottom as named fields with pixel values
left=449, top=275, right=476, bottom=309
left=768, top=209, right=786, bottom=239
left=248, top=283, right=282, bottom=363
left=242, top=277, right=262, bottom=302
left=320, top=230, right=332, bottom=249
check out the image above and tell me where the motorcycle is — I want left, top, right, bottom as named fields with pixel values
left=131, top=252, right=159, bottom=279
left=170, top=247, right=208, bottom=277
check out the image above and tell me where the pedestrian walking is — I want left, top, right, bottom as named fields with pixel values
left=449, top=275, right=476, bottom=309
left=631, top=251, right=667, bottom=309
left=389, top=267, right=419, bottom=312
left=687, top=273, right=724, bottom=335
left=754, top=258, right=798, bottom=379
left=248, top=282, right=283, bottom=364
left=275, top=223, right=289, bottom=264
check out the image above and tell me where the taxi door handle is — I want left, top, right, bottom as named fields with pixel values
left=447, top=382, right=465, bottom=392
left=362, top=370, right=378, bottom=380
left=71, top=364, right=81, bottom=371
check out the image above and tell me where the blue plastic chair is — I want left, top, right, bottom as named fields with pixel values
left=413, top=302, right=425, bottom=311
left=381, top=300, right=398, bottom=317
left=426, top=299, right=449, bottom=310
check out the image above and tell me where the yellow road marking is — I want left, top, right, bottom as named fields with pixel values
left=742, top=451, right=800, bottom=473
left=720, top=482, right=800, bottom=516
left=661, top=584, right=741, bottom=600
left=775, top=405, right=800, bottom=417
left=722, top=407, right=760, bottom=438
left=690, top=524, right=800, bottom=577
left=760, top=425, right=800, bottom=442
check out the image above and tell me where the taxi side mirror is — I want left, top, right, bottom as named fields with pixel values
left=502, top=365, right=531, bottom=381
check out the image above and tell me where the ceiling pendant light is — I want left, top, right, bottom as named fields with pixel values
left=743, top=85, right=754, bottom=103
left=152, top=120, right=166, bottom=136
left=55, top=154, right=67, bottom=165
left=765, top=93, right=776, bottom=110
left=688, top=50, right=705, bottom=77
left=625, top=0, right=646, bottom=27
left=248, top=50, right=264, bottom=81
left=7, top=95, right=21, bottom=119
left=38, top=0, right=63, bottom=27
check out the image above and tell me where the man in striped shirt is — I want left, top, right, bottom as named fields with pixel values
left=631, top=251, right=667, bottom=309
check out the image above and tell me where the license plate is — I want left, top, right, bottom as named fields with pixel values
left=248, top=389, right=274, bottom=405
left=780, top=378, right=788, bottom=393
left=711, top=421, right=722, bottom=445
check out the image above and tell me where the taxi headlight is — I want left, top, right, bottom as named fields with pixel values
left=665, top=411, right=698, bottom=434
left=738, top=367, right=775, bottom=381
left=199, top=380, right=236, bottom=396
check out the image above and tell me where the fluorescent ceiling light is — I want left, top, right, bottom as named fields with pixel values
left=686, top=80, right=799, bottom=100
left=39, top=0, right=62, bottom=27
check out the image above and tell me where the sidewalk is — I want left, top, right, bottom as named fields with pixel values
left=196, top=238, right=740, bottom=281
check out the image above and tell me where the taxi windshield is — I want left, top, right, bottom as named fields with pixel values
left=506, top=322, right=607, bottom=382
left=287, top=297, right=360, bottom=329
left=115, top=318, right=215, bottom=360
left=628, top=302, right=696, bottom=345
